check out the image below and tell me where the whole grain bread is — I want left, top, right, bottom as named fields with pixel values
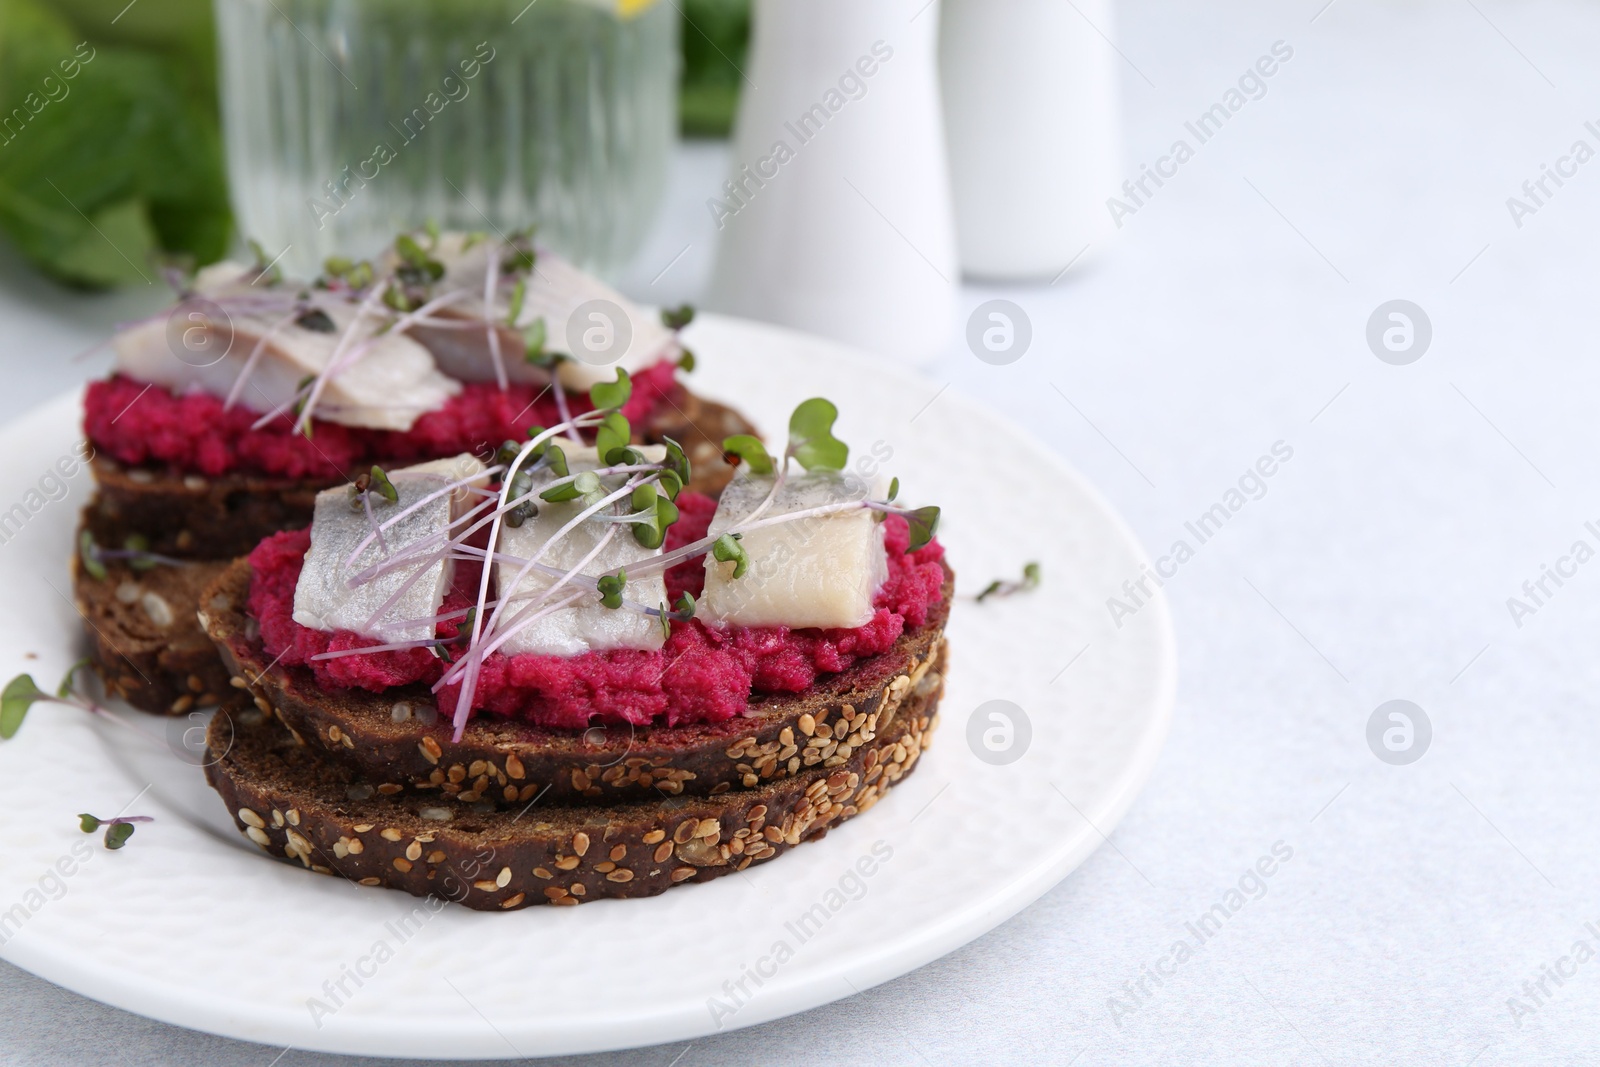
left=84, top=388, right=757, bottom=559
left=204, top=671, right=941, bottom=909
left=71, top=534, right=233, bottom=715
left=200, top=553, right=952, bottom=806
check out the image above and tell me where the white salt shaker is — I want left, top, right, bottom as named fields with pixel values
left=939, top=0, right=1122, bottom=280
left=705, top=0, right=958, bottom=367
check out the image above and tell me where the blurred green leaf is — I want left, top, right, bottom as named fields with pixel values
left=0, top=0, right=229, bottom=288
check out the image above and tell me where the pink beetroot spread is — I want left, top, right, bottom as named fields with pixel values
left=82, top=360, right=681, bottom=480
left=246, top=497, right=946, bottom=728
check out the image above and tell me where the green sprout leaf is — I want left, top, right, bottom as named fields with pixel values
left=888, top=477, right=900, bottom=502
left=248, top=239, right=282, bottom=285
left=104, top=822, right=136, bottom=850
left=678, top=347, right=697, bottom=373
left=1024, top=561, right=1042, bottom=587
left=1, top=674, right=45, bottom=740
left=78, top=814, right=101, bottom=833
left=57, top=659, right=89, bottom=700
left=368, top=466, right=399, bottom=504
left=594, top=412, right=632, bottom=465
left=589, top=368, right=633, bottom=412
left=574, top=470, right=603, bottom=497
left=788, top=398, right=849, bottom=471
left=79, top=530, right=106, bottom=581
left=507, top=278, right=527, bottom=326
left=712, top=533, right=749, bottom=579
left=424, top=219, right=441, bottom=247
left=674, top=592, right=697, bottom=617
left=906, top=506, right=941, bottom=552
left=661, top=304, right=696, bottom=331
left=630, top=484, right=680, bottom=549
left=495, top=439, right=524, bottom=467
left=721, top=434, right=773, bottom=475
left=528, top=443, right=572, bottom=503
left=295, top=308, right=336, bottom=333
left=658, top=468, right=684, bottom=501
left=125, top=533, right=156, bottom=572
left=596, top=571, right=627, bottom=609
left=504, top=468, right=537, bottom=527
left=544, top=443, right=568, bottom=478
left=659, top=435, right=691, bottom=492
left=522, top=316, right=548, bottom=364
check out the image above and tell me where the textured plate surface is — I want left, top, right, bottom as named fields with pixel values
left=0, top=315, right=1174, bottom=1059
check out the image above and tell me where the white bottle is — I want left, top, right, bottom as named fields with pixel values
left=939, top=0, right=1122, bottom=281
left=705, top=0, right=958, bottom=367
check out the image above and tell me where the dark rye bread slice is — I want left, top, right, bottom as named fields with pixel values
left=71, top=531, right=234, bottom=715
left=84, top=389, right=758, bottom=560
left=200, top=554, right=952, bottom=806
left=204, top=672, right=941, bottom=909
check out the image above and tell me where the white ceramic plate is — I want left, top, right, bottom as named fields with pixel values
left=0, top=315, right=1173, bottom=1059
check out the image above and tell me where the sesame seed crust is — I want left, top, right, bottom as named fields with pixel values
left=199, top=555, right=951, bottom=807
left=203, top=647, right=944, bottom=910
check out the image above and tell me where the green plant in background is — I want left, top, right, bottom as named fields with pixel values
left=679, top=0, right=750, bottom=139
left=0, top=0, right=746, bottom=288
left=0, top=0, right=230, bottom=287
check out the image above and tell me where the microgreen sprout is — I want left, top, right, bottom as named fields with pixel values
left=78, top=813, right=153, bottom=850
left=596, top=571, right=627, bottom=609
left=661, top=304, right=696, bottom=331
left=522, top=317, right=553, bottom=366
left=348, top=465, right=399, bottom=509
left=295, top=307, right=336, bottom=333
left=507, top=278, right=527, bottom=326
left=589, top=368, right=632, bottom=413
left=78, top=529, right=106, bottom=580
left=678, top=347, right=697, bottom=372
left=1, top=661, right=160, bottom=744
left=712, top=533, right=749, bottom=579
left=788, top=398, right=849, bottom=472
left=78, top=532, right=188, bottom=578
left=975, top=562, right=1042, bottom=603
left=247, top=238, right=282, bottom=286
left=721, top=434, right=773, bottom=474
left=394, top=233, right=445, bottom=287
left=629, top=483, right=679, bottom=549
left=905, top=506, right=941, bottom=552
left=594, top=411, right=632, bottom=465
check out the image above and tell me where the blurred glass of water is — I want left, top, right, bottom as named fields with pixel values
left=214, top=0, right=677, bottom=279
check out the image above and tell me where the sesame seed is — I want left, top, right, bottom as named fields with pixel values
left=237, top=808, right=265, bottom=829
left=500, top=893, right=526, bottom=909
left=496, top=867, right=512, bottom=887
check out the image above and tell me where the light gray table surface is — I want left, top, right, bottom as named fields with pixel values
left=5, top=0, right=1600, bottom=1063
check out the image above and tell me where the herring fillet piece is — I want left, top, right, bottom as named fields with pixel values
left=702, top=469, right=888, bottom=630
left=493, top=444, right=668, bottom=657
left=395, top=232, right=679, bottom=391
left=292, top=456, right=488, bottom=644
left=112, top=261, right=460, bottom=431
